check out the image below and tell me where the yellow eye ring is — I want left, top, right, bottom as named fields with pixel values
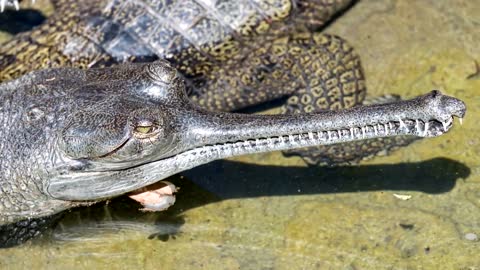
left=133, top=120, right=159, bottom=137
left=134, top=126, right=154, bottom=134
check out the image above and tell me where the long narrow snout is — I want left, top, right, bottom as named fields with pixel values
left=184, top=90, right=465, bottom=150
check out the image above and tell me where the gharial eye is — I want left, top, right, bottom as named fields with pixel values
left=135, top=126, right=154, bottom=134
left=133, top=121, right=158, bottom=136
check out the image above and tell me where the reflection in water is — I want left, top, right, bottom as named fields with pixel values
left=45, top=178, right=218, bottom=245
left=25, top=158, right=468, bottom=247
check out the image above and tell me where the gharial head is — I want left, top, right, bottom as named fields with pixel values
left=58, top=61, right=191, bottom=170
left=2, top=60, right=465, bottom=209
left=42, top=60, right=221, bottom=201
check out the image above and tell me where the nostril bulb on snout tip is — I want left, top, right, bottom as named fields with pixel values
left=439, top=95, right=466, bottom=118
left=450, top=99, right=466, bottom=118
left=430, top=89, right=442, bottom=97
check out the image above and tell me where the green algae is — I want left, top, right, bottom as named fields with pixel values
left=1, top=0, right=480, bottom=269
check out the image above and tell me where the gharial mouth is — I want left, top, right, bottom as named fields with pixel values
left=167, top=117, right=459, bottom=161
left=124, top=115, right=460, bottom=210
left=97, top=116, right=459, bottom=173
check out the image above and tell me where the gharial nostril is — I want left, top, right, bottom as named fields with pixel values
left=443, top=96, right=466, bottom=118
left=430, top=89, right=442, bottom=98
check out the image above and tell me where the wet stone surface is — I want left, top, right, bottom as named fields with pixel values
left=1, top=0, right=480, bottom=269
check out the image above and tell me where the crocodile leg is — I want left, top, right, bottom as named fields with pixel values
left=190, top=32, right=417, bottom=165
left=1, top=0, right=20, bottom=12
left=0, top=0, right=35, bottom=12
left=190, top=33, right=361, bottom=110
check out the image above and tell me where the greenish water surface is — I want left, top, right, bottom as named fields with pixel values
left=0, top=1, right=479, bottom=269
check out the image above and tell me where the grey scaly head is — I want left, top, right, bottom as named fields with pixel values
left=0, top=60, right=466, bottom=225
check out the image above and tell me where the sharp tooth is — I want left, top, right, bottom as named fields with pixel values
left=327, top=131, right=332, bottom=140
left=398, top=117, right=408, bottom=132
left=308, top=132, right=314, bottom=140
left=423, top=122, right=429, bottom=136
left=459, top=118, right=463, bottom=125
left=350, top=128, right=354, bottom=138
left=14, top=0, right=19, bottom=10
left=442, top=121, right=449, bottom=132
left=373, top=125, right=378, bottom=136
left=1, top=0, right=5, bottom=12
left=384, top=123, right=389, bottom=135
left=361, top=127, right=366, bottom=138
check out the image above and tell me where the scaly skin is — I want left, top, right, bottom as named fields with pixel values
left=0, top=60, right=466, bottom=227
left=1, top=1, right=360, bottom=104
left=0, top=0, right=365, bottom=111
left=0, top=0, right=417, bottom=165
left=0, top=1, right=467, bottom=246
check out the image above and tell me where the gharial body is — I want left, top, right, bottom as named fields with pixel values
left=0, top=0, right=466, bottom=246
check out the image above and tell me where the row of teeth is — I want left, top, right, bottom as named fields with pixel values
left=398, top=118, right=454, bottom=136
left=185, top=118, right=457, bottom=158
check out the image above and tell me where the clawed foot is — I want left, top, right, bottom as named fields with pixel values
left=0, top=0, right=35, bottom=12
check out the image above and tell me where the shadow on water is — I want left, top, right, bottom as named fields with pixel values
left=183, top=157, right=470, bottom=198
left=38, top=157, right=469, bottom=246
left=0, top=9, right=46, bottom=34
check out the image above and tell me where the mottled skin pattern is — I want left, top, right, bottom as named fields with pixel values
left=0, top=0, right=413, bottom=165
left=0, top=0, right=362, bottom=109
left=0, top=0, right=446, bottom=246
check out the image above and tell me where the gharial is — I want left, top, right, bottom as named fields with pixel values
left=0, top=0, right=466, bottom=246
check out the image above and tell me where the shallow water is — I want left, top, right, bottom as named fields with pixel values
left=1, top=0, right=479, bottom=269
